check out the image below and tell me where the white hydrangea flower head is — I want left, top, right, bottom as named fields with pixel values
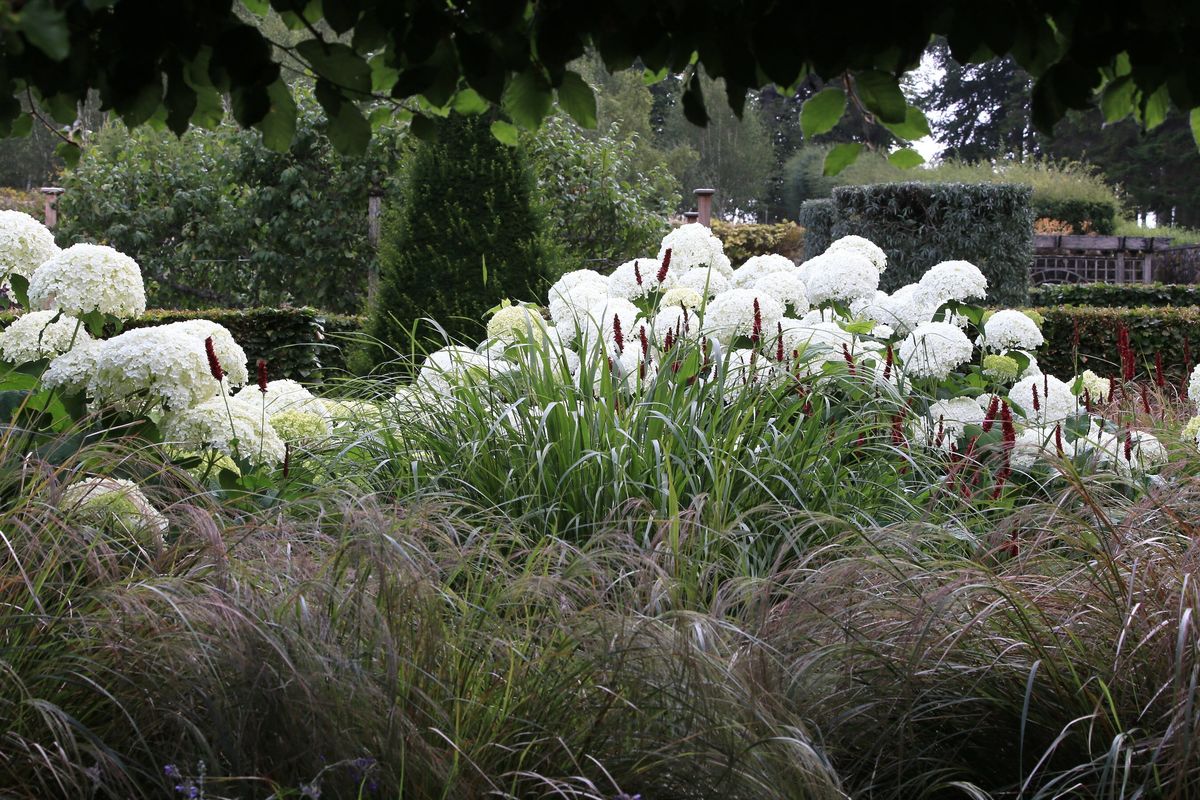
left=29, top=243, right=147, bottom=320
left=799, top=308, right=842, bottom=324
left=751, top=271, right=809, bottom=315
left=658, top=223, right=733, bottom=277
left=660, top=286, right=703, bottom=309
left=268, top=409, right=332, bottom=443
left=91, top=322, right=245, bottom=411
left=0, top=210, right=58, bottom=285
left=862, top=284, right=942, bottom=336
left=61, top=476, right=168, bottom=547
left=547, top=270, right=609, bottom=332
left=1018, top=351, right=1042, bottom=378
left=826, top=235, right=887, bottom=274
left=674, top=267, right=731, bottom=299
left=532, top=326, right=582, bottom=376
left=918, top=260, right=988, bottom=303
left=1011, top=426, right=1052, bottom=471
left=732, top=254, right=797, bottom=287
left=1189, top=364, right=1200, bottom=409
left=922, top=397, right=986, bottom=444
left=43, top=338, right=104, bottom=394
left=722, top=347, right=777, bottom=393
left=1076, top=369, right=1112, bottom=402
left=700, top=288, right=784, bottom=344
left=0, top=310, right=91, bottom=364
left=608, top=257, right=674, bottom=300
left=849, top=290, right=889, bottom=318
left=897, top=321, right=974, bottom=379
left=803, top=251, right=880, bottom=306
left=580, top=297, right=643, bottom=358
left=652, top=303, right=700, bottom=346
left=417, top=346, right=507, bottom=394
left=166, top=320, right=250, bottom=388
left=777, top=319, right=855, bottom=367
left=980, top=309, right=1045, bottom=351
left=233, top=378, right=328, bottom=420
left=162, top=397, right=288, bottom=468
left=612, top=333, right=658, bottom=392
left=1008, top=373, right=1079, bottom=426
left=1183, top=415, right=1200, bottom=447
left=486, top=302, right=546, bottom=344
left=1094, top=428, right=1169, bottom=476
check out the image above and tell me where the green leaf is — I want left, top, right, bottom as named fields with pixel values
left=55, top=141, right=81, bottom=168
left=1140, top=84, right=1170, bottom=130
left=823, top=142, right=863, bottom=176
left=881, top=104, right=932, bottom=141
left=369, top=53, right=399, bottom=94
left=257, top=79, right=297, bottom=152
left=295, top=41, right=372, bottom=96
left=450, top=87, right=488, bottom=115
left=8, top=274, right=29, bottom=310
left=490, top=120, right=519, bottom=146
left=853, top=70, right=906, bottom=124
left=887, top=147, right=924, bottom=169
left=409, top=113, right=437, bottom=141
left=502, top=70, right=553, bottom=129
left=9, top=114, right=32, bottom=138
left=241, top=0, right=268, bottom=13
left=800, top=87, right=846, bottom=138
left=557, top=71, right=597, bottom=129
left=328, top=102, right=370, bottom=153
left=1191, top=107, right=1200, bottom=150
left=17, top=0, right=70, bottom=61
left=643, top=66, right=668, bottom=86
left=682, top=70, right=708, bottom=126
left=1100, top=75, right=1135, bottom=123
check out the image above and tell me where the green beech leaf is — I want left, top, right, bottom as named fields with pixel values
left=800, top=87, right=846, bottom=138
left=1100, top=75, right=1134, bottom=123
left=557, top=71, right=597, bottom=129
left=1140, top=84, right=1170, bottom=130
left=55, top=141, right=81, bottom=168
left=503, top=70, right=552, bottom=129
left=881, top=105, right=932, bottom=141
left=823, top=142, right=863, bottom=176
left=8, top=275, right=29, bottom=310
left=17, top=0, right=70, bottom=61
left=682, top=70, right=708, bottom=126
left=854, top=70, right=906, bottom=124
left=490, top=120, right=519, bottom=146
left=1191, top=107, right=1200, bottom=150
left=257, top=79, right=297, bottom=152
left=451, top=87, right=488, bottom=115
left=887, top=147, right=924, bottom=168
left=326, top=101, right=370, bottom=154
left=295, top=41, right=372, bottom=96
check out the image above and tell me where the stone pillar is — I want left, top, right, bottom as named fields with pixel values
left=683, top=211, right=699, bottom=224
left=40, top=187, right=64, bottom=227
left=694, top=188, right=715, bottom=227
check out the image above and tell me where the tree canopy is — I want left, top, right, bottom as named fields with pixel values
left=2, top=0, right=1199, bottom=174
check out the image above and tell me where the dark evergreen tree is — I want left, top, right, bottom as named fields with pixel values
left=368, top=112, right=548, bottom=360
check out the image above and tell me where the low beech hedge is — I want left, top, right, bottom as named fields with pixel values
left=711, top=219, right=805, bottom=264
left=1030, top=283, right=1200, bottom=308
left=1034, top=305, right=1200, bottom=382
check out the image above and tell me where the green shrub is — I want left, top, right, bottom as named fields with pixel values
left=368, top=112, right=549, bottom=358
left=1034, top=305, right=1200, bottom=381
left=1032, top=197, right=1116, bottom=234
left=831, top=182, right=1033, bottom=305
left=527, top=115, right=677, bottom=274
left=798, top=199, right=835, bottom=260
left=57, top=88, right=406, bottom=314
left=711, top=219, right=804, bottom=265
left=1029, top=283, right=1200, bottom=308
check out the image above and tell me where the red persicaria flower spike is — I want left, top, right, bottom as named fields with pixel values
left=934, top=415, right=946, bottom=448
left=657, top=248, right=671, bottom=284
left=751, top=298, right=762, bottom=345
left=204, top=336, right=224, bottom=381
left=982, top=394, right=1000, bottom=433
left=1030, top=383, right=1040, bottom=413
left=1043, top=373, right=1049, bottom=397
left=633, top=260, right=643, bottom=286
left=256, top=358, right=269, bottom=394
left=682, top=306, right=690, bottom=332
left=639, top=362, right=646, bottom=380
left=1000, top=401, right=1015, bottom=451
left=776, top=323, right=785, bottom=362
left=842, top=343, right=856, bottom=376
left=1140, top=383, right=1151, bottom=415
left=883, top=344, right=894, bottom=380
left=282, top=442, right=291, bottom=479
left=664, top=328, right=675, bottom=352
left=671, top=360, right=681, bottom=373
left=1124, top=428, right=1134, bottom=462
left=1083, top=387, right=1092, bottom=412
left=639, top=324, right=649, bottom=360
left=612, top=313, right=624, bottom=354
left=1154, top=352, right=1165, bottom=387
left=1054, top=423, right=1064, bottom=457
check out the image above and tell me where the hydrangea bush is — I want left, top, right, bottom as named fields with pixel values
left=397, top=222, right=1180, bottom=492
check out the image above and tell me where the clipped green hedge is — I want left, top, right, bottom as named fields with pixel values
left=831, top=183, right=1034, bottom=306
left=0, top=307, right=366, bottom=382
left=1035, top=305, right=1200, bottom=381
left=1033, top=197, right=1116, bottom=235
left=1029, top=283, right=1200, bottom=308
left=798, top=199, right=834, bottom=260
left=711, top=219, right=804, bottom=265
